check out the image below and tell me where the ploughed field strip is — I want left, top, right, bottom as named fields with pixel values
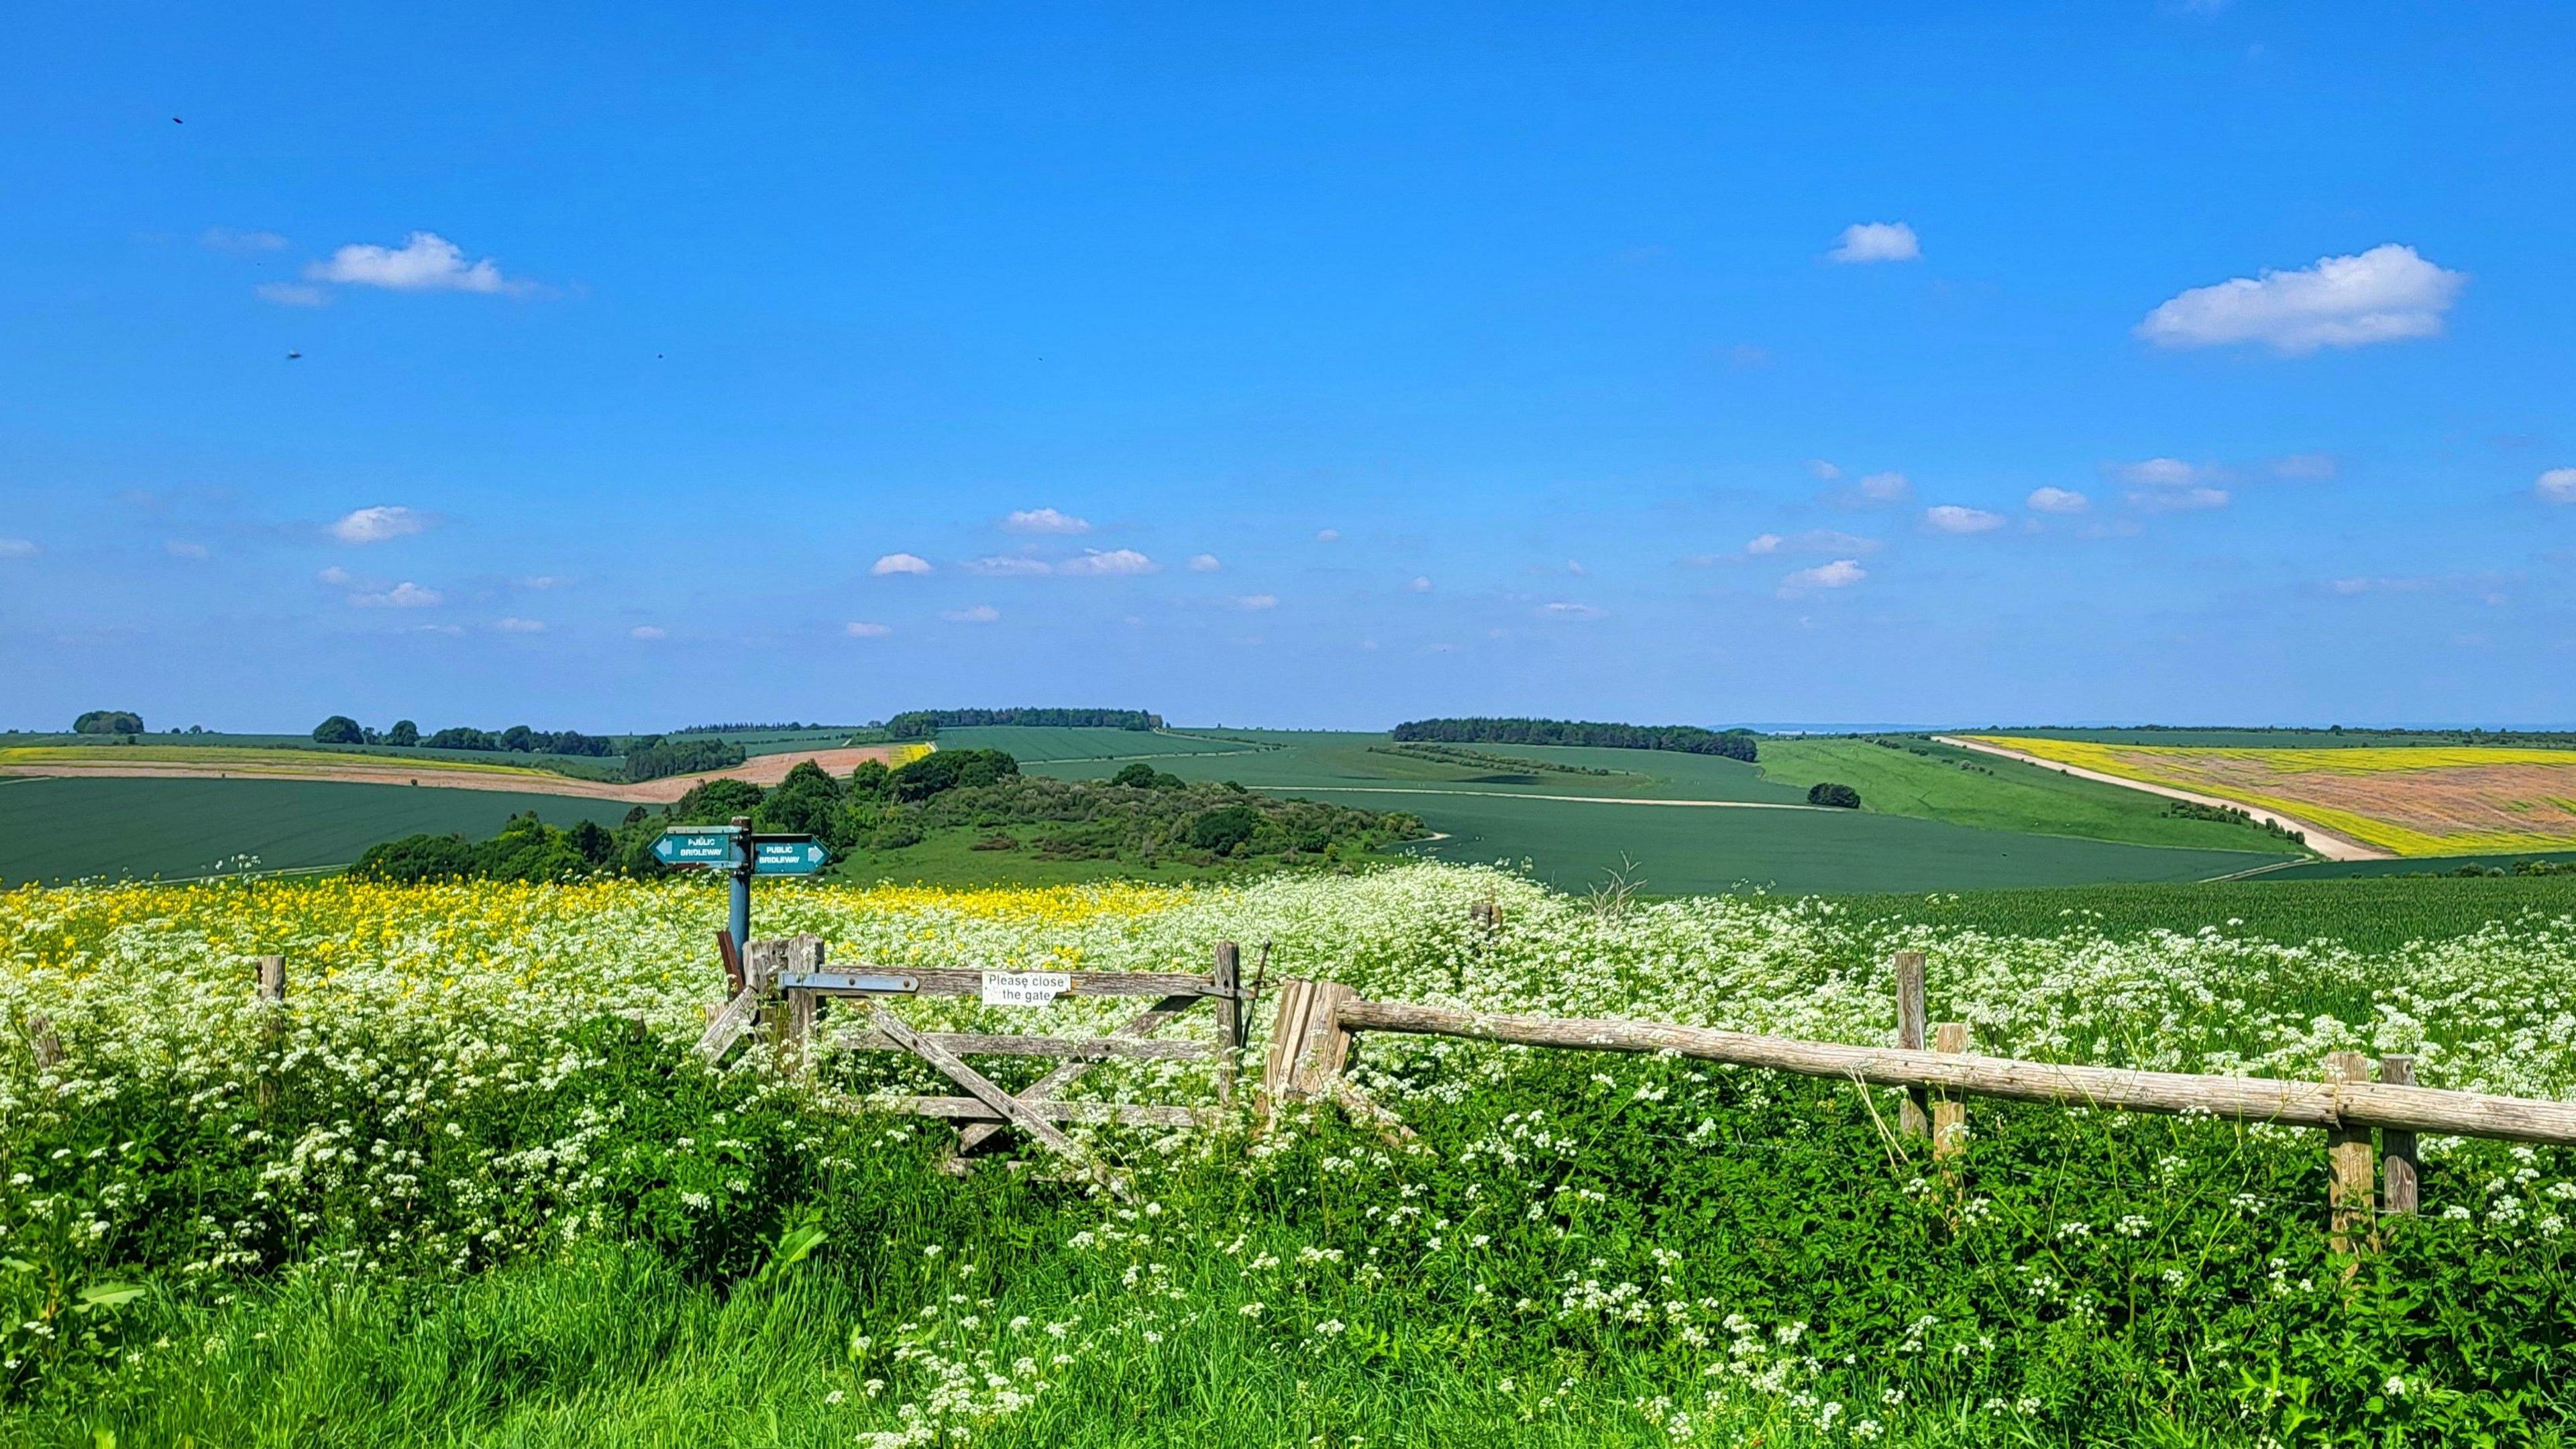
left=1966, top=736, right=2576, bottom=857
left=0, top=743, right=924, bottom=805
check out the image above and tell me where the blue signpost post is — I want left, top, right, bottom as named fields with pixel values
left=654, top=816, right=827, bottom=951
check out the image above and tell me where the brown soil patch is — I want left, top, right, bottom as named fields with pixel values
left=0, top=746, right=918, bottom=805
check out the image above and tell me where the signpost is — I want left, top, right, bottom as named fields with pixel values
left=655, top=816, right=828, bottom=950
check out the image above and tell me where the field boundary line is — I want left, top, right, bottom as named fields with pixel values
left=1935, top=735, right=2389, bottom=861
left=1281, top=787, right=1836, bottom=810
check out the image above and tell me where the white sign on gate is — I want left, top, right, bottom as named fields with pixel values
left=981, top=970, right=1073, bottom=1007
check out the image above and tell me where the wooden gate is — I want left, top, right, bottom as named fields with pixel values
left=696, top=934, right=1253, bottom=1179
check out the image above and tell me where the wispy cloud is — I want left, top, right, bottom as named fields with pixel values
left=630, top=625, right=667, bottom=641
left=1829, top=221, right=1920, bottom=264
left=201, top=227, right=287, bottom=253
left=1057, top=548, right=1158, bottom=577
left=1186, top=553, right=1222, bottom=572
left=1407, top=576, right=1432, bottom=593
left=1746, top=529, right=1882, bottom=557
left=1807, top=460, right=1844, bottom=482
left=0, top=538, right=37, bottom=559
left=164, top=540, right=210, bottom=559
left=351, top=582, right=443, bottom=608
left=1534, top=601, right=1606, bottom=621
left=870, top=553, right=933, bottom=576
left=1778, top=559, right=1866, bottom=596
left=308, top=232, right=535, bottom=296
left=495, top=616, right=545, bottom=633
left=1859, top=471, right=1911, bottom=502
left=845, top=621, right=892, bottom=637
left=2026, top=486, right=2090, bottom=515
left=329, top=505, right=429, bottom=544
left=2538, top=468, right=2576, bottom=504
left=1924, top=504, right=2006, bottom=535
left=965, top=555, right=1054, bottom=577
left=2273, top=453, right=2338, bottom=480
left=316, top=566, right=351, bottom=585
left=2137, top=244, right=2465, bottom=354
left=943, top=604, right=1001, bottom=623
left=256, top=282, right=329, bottom=307
left=1235, top=594, right=1279, bottom=610
left=1315, top=528, right=1341, bottom=543
left=2118, top=458, right=2231, bottom=512
left=1002, top=507, right=1090, bottom=535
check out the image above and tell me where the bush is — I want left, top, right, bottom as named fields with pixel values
left=311, top=715, right=366, bottom=745
left=71, top=710, right=144, bottom=735
left=887, top=749, right=1020, bottom=802
left=623, top=737, right=749, bottom=783
left=1185, top=804, right=1261, bottom=854
left=386, top=719, right=420, bottom=747
left=1111, top=762, right=1186, bottom=790
left=347, top=833, right=480, bottom=883
left=1807, top=782, right=1862, bottom=809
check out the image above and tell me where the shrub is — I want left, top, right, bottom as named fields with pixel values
left=311, top=715, right=366, bottom=745
left=1185, top=804, right=1261, bottom=854
left=347, top=833, right=480, bottom=883
left=386, top=719, right=420, bottom=747
left=887, top=749, right=1020, bottom=802
left=71, top=710, right=144, bottom=735
left=1807, top=782, right=1862, bottom=808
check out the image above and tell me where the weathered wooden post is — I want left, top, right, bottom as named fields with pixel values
left=1212, top=942, right=1243, bottom=1105
left=1893, top=952, right=1929, bottom=1138
left=1261, top=979, right=1356, bottom=1110
left=1931, top=1022, right=1970, bottom=1161
left=783, top=935, right=824, bottom=1076
left=2379, top=1055, right=2419, bottom=1216
left=23, top=1012, right=61, bottom=1070
left=2327, top=1051, right=2376, bottom=1254
left=256, top=954, right=286, bottom=1107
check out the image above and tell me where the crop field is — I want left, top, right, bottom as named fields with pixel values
left=933, top=725, right=1277, bottom=763
left=5, top=862, right=2572, bottom=1445
left=0, top=777, right=636, bottom=885
left=1976, top=735, right=2576, bottom=857
left=1020, top=730, right=2296, bottom=893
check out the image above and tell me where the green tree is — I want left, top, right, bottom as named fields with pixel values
left=1185, top=804, right=1261, bottom=855
left=347, top=833, right=479, bottom=883
left=311, top=715, right=366, bottom=745
left=386, top=719, right=421, bottom=746
left=1807, top=782, right=1862, bottom=809
left=72, top=710, right=145, bottom=735
left=755, top=761, right=846, bottom=840
left=671, top=777, right=765, bottom=824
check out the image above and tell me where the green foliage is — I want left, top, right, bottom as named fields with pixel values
left=1394, top=716, right=1760, bottom=761
left=1806, top=781, right=1862, bottom=808
left=70, top=711, right=144, bottom=735
left=346, top=832, right=480, bottom=883
left=754, top=761, right=845, bottom=837
left=885, top=707, right=1163, bottom=739
left=623, top=736, right=749, bottom=783
left=349, top=813, right=598, bottom=884
left=385, top=718, right=420, bottom=747
left=887, top=748, right=1022, bottom=802
left=1367, top=742, right=1625, bottom=776
left=1185, top=803, right=1260, bottom=853
left=668, top=777, right=763, bottom=824
left=1110, top=761, right=1185, bottom=790
left=309, top=715, right=366, bottom=745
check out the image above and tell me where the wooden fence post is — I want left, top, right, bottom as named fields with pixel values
left=1894, top=952, right=1928, bottom=1138
left=784, top=934, right=824, bottom=1076
left=1931, top=1022, right=1970, bottom=1161
left=2327, top=1051, right=2375, bottom=1254
left=2379, top=1055, right=2419, bottom=1216
left=1261, top=979, right=1357, bottom=1109
left=23, top=1012, right=61, bottom=1071
left=1212, top=943, right=1242, bottom=1105
left=256, top=955, right=286, bottom=1107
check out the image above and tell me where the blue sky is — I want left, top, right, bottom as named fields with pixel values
left=5, top=2, right=2573, bottom=732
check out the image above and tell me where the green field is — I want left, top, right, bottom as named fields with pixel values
left=1012, top=729, right=2296, bottom=893
left=1827, top=872, right=2576, bottom=953
left=0, top=777, right=633, bottom=885
left=934, top=724, right=1277, bottom=763
left=1975, top=726, right=2576, bottom=750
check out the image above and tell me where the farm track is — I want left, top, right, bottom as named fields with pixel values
left=1937, top=736, right=2387, bottom=861
left=0, top=746, right=916, bottom=805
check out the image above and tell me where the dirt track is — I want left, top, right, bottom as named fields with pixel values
left=0, top=746, right=916, bottom=805
left=1934, top=736, right=2390, bottom=861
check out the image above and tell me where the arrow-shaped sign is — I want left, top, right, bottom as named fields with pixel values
left=654, top=828, right=745, bottom=867
left=751, top=838, right=829, bottom=875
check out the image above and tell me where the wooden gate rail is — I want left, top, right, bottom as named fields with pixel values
left=1319, top=996, right=2576, bottom=1145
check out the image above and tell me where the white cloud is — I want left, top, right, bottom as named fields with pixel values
left=2273, top=453, right=2338, bottom=480
left=1778, top=559, right=1866, bottom=596
left=1746, top=533, right=1783, bottom=555
left=1407, top=576, right=1432, bottom=593
left=1749, top=529, right=1882, bottom=557
left=966, top=555, right=1054, bottom=577
left=1829, top=221, right=1921, bottom=264
left=1924, top=504, right=2007, bottom=535
left=2026, top=486, right=2090, bottom=514
left=1859, top=470, right=1912, bottom=502
left=1807, top=460, right=1844, bottom=482
left=1057, top=548, right=1159, bottom=577
left=1565, top=559, right=1588, bottom=576
left=630, top=625, right=667, bottom=640
left=164, top=540, right=210, bottom=559
left=1002, top=507, right=1090, bottom=535
left=2136, top=244, right=2466, bottom=354
left=870, top=552, right=933, bottom=576
left=1235, top=594, right=1279, bottom=610
left=330, top=505, right=429, bottom=544
left=352, top=581, right=443, bottom=608
left=2118, top=458, right=2231, bottom=512
left=1187, top=553, right=1222, bottom=572
left=202, top=227, right=288, bottom=253
left=1316, top=528, right=1341, bottom=543
left=316, top=565, right=351, bottom=585
left=414, top=623, right=465, bottom=636
left=308, top=231, right=529, bottom=295
left=495, top=616, right=545, bottom=633
left=0, top=538, right=36, bottom=559
left=1534, top=601, right=1606, bottom=621
left=943, top=604, right=1001, bottom=623
left=519, top=575, right=568, bottom=590
left=256, top=282, right=329, bottom=307
left=2536, top=468, right=2576, bottom=504
left=845, top=621, right=893, bottom=637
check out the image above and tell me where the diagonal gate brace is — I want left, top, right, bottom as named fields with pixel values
left=955, top=994, right=1202, bottom=1157
left=867, top=1004, right=1093, bottom=1164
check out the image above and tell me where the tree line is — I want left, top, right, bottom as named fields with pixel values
left=1391, top=716, right=1760, bottom=762
left=309, top=716, right=616, bottom=757
left=885, top=707, right=1163, bottom=739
